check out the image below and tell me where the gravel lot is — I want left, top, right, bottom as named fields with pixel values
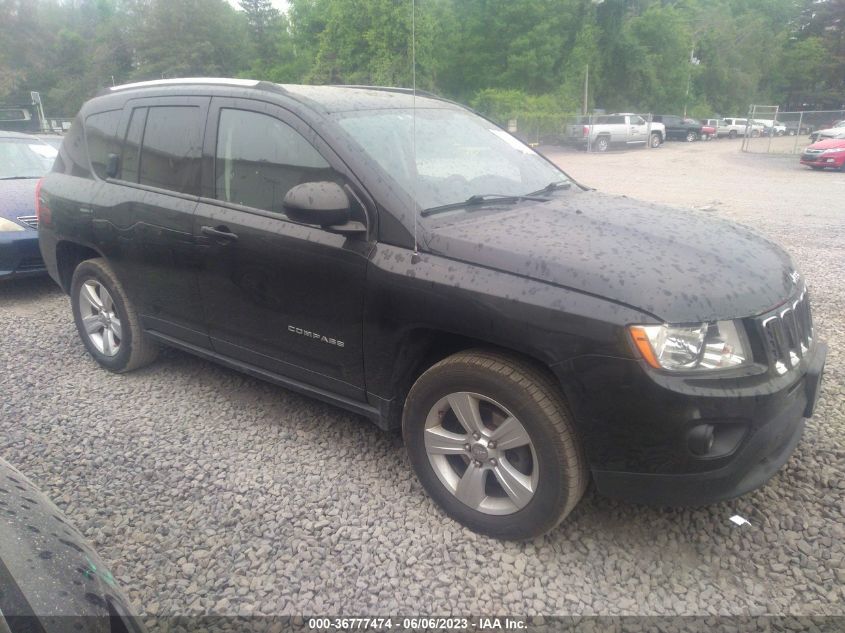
left=1, top=139, right=843, bottom=620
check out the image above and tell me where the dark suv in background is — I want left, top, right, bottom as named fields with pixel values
left=38, top=79, right=826, bottom=540
left=653, top=114, right=704, bottom=142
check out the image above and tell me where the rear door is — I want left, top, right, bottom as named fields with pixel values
left=193, top=97, right=372, bottom=400
left=92, top=96, right=210, bottom=348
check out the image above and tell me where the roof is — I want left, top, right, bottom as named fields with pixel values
left=105, top=77, right=455, bottom=113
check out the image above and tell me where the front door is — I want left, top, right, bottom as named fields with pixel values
left=193, top=98, right=372, bottom=400
left=627, top=115, right=648, bottom=144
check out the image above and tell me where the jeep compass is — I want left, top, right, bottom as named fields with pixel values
left=37, top=79, right=827, bottom=539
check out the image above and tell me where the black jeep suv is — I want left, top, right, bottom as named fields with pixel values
left=38, top=79, right=826, bottom=540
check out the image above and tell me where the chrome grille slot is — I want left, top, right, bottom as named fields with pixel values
left=16, top=215, right=38, bottom=229
left=759, top=291, right=813, bottom=375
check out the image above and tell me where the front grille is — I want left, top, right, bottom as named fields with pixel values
left=758, top=291, right=813, bottom=375
left=16, top=256, right=45, bottom=273
left=16, top=215, right=38, bottom=229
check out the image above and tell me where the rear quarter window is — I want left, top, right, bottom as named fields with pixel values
left=85, top=110, right=122, bottom=179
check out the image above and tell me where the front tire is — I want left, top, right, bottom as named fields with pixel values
left=685, top=131, right=698, bottom=142
left=402, top=350, right=587, bottom=540
left=649, top=132, right=661, bottom=148
left=71, top=258, right=158, bottom=373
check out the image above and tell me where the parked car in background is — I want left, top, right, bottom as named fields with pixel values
left=1, top=131, right=56, bottom=280
left=808, top=121, right=845, bottom=143
left=0, top=104, right=41, bottom=134
left=0, top=457, right=145, bottom=633
left=652, top=115, right=702, bottom=142
left=38, top=79, right=827, bottom=540
left=755, top=119, right=787, bottom=136
left=800, top=138, right=845, bottom=171
left=700, top=122, right=717, bottom=140
left=722, top=117, right=764, bottom=138
left=565, top=113, right=664, bottom=151
left=703, top=118, right=730, bottom=138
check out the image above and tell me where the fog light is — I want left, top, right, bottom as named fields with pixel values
left=688, top=424, right=715, bottom=456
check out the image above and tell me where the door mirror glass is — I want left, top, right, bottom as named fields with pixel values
left=283, top=181, right=351, bottom=227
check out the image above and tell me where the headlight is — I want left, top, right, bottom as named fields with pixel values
left=822, top=147, right=845, bottom=154
left=629, top=321, right=749, bottom=371
left=0, top=217, right=25, bottom=232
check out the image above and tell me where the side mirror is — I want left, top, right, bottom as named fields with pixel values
left=106, top=153, right=119, bottom=178
left=283, top=181, right=351, bottom=227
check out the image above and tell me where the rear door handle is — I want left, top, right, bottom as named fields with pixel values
left=201, top=225, right=239, bottom=242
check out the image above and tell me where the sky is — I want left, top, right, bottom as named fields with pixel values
left=227, top=0, right=289, bottom=12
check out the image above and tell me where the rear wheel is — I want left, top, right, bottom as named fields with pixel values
left=728, top=130, right=738, bottom=139
left=402, top=350, right=588, bottom=540
left=595, top=135, right=610, bottom=152
left=70, top=258, right=158, bottom=373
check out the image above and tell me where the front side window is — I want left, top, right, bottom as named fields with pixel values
left=85, top=110, right=122, bottom=179
left=335, top=107, right=566, bottom=213
left=215, top=108, right=335, bottom=213
left=138, top=106, right=202, bottom=194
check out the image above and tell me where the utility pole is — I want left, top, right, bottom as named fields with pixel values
left=583, top=64, right=589, bottom=115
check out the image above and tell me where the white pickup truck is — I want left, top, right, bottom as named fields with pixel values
left=565, top=113, right=665, bottom=152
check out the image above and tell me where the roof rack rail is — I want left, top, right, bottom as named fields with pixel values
left=108, top=77, right=262, bottom=92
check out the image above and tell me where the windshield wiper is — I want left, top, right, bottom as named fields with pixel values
left=0, top=176, right=40, bottom=181
left=527, top=180, right=572, bottom=196
left=421, top=193, right=549, bottom=217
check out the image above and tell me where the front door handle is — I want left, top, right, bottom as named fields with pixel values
left=201, top=225, right=239, bottom=243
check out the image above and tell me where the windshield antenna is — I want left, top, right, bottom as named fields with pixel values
left=410, top=0, right=420, bottom=264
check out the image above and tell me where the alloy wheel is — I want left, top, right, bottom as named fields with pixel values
left=423, top=392, right=539, bottom=515
left=78, top=280, right=122, bottom=356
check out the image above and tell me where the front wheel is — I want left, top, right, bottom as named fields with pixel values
left=649, top=132, right=661, bottom=148
left=402, top=350, right=588, bottom=540
left=70, top=258, right=158, bottom=373
left=685, top=131, right=698, bottom=142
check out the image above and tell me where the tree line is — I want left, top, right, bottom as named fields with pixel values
left=1, top=0, right=842, bottom=128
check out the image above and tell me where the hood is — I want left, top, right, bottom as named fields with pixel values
left=808, top=138, right=845, bottom=150
left=0, top=177, right=39, bottom=224
left=424, top=190, right=798, bottom=323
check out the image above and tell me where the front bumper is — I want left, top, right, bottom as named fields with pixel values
left=0, top=230, right=46, bottom=280
left=800, top=154, right=845, bottom=169
left=559, top=338, right=827, bottom=507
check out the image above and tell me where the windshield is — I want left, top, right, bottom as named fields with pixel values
left=335, top=108, right=567, bottom=213
left=0, top=138, right=57, bottom=179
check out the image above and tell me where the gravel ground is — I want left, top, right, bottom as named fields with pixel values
left=1, top=139, right=843, bottom=620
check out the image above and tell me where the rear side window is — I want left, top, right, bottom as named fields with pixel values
left=85, top=110, right=122, bottom=179
left=138, top=106, right=203, bottom=195
left=121, top=107, right=147, bottom=183
left=215, top=108, right=336, bottom=213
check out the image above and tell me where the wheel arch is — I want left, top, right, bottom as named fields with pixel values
left=376, top=327, right=564, bottom=430
left=55, top=240, right=103, bottom=294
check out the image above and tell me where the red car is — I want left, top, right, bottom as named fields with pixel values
left=700, top=123, right=716, bottom=140
left=800, top=138, right=845, bottom=171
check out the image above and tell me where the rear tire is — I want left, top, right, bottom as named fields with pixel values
left=728, top=130, right=738, bottom=139
left=595, top=135, right=610, bottom=152
left=70, top=258, right=158, bottom=373
left=402, top=350, right=588, bottom=540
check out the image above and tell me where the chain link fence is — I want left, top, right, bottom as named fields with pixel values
left=743, top=105, right=845, bottom=154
